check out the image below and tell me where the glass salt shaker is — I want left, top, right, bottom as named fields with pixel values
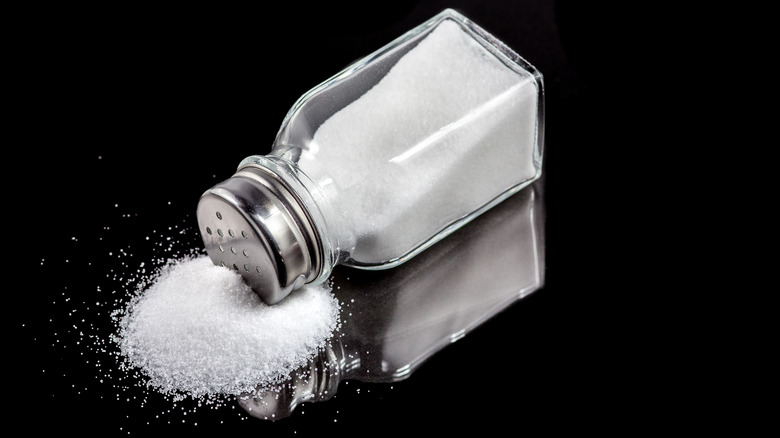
left=196, top=8, right=545, bottom=304
left=238, top=183, right=545, bottom=419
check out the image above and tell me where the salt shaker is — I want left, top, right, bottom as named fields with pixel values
left=196, top=8, right=545, bottom=304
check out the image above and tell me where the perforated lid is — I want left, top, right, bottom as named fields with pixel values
left=196, top=165, right=321, bottom=304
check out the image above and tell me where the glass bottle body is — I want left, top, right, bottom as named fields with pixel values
left=241, top=8, right=544, bottom=281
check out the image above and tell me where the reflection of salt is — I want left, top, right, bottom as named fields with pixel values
left=115, top=256, right=340, bottom=400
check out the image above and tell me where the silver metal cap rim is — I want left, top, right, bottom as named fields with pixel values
left=196, top=165, right=321, bottom=304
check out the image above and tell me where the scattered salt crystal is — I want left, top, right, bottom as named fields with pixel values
left=115, top=256, right=340, bottom=400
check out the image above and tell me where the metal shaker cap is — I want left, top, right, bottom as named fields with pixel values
left=196, top=164, right=322, bottom=304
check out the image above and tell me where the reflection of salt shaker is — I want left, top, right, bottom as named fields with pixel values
left=239, top=183, right=544, bottom=420
left=197, top=8, right=545, bottom=304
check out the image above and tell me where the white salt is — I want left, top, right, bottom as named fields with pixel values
left=115, top=256, right=340, bottom=400
left=300, top=20, right=540, bottom=263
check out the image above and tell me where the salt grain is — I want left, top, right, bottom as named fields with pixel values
left=115, top=256, right=340, bottom=400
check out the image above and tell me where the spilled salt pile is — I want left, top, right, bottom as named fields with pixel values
left=114, top=255, right=340, bottom=400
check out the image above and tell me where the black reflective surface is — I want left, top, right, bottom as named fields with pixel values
left=239, top=184, right=543, bottom=420
left=10, top=1, right=672, bottom=435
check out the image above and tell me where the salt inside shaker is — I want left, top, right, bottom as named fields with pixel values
left=196, top=8, right=545, bottom=304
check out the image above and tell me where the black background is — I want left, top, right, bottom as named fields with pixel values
left=7, top=1, right=726, bottom=435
